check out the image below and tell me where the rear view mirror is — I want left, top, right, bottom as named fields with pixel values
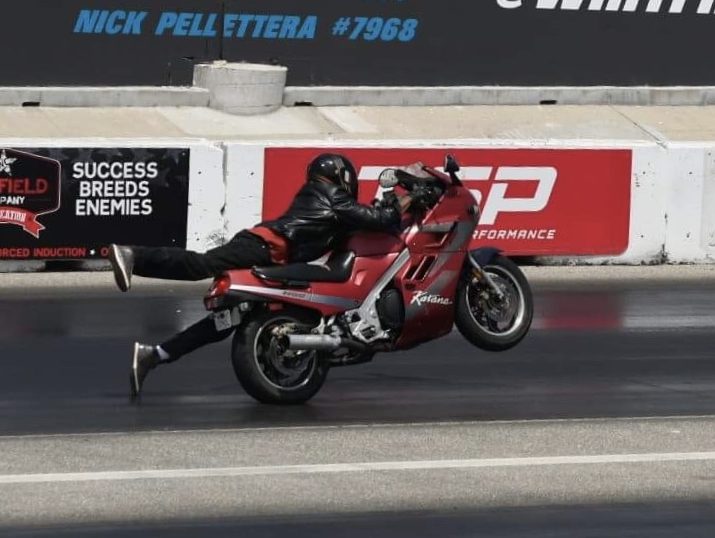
left=444, top=154, right=460, bottom=174
left=378, top=169, right=399, bottom=189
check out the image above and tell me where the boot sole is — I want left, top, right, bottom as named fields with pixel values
left=109, top=244, right=130, bottom=292
left=130, top=342, right=141, bottom=402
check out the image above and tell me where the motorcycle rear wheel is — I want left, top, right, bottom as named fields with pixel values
left=232, top=307, right=329, bottom=405
left=455, top=255, right=533, bottom=352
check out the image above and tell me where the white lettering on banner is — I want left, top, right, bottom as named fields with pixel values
left=496, top=0, right=715, bottom=13
left=0, top=209, right=26, bottom=222
left=474, top=229, right=557, bottom=240
left=0, top=196, right=25, bottom=205
left=480, top=167, right=557, bottom=226
left=72, top=161, right=158, bottom=180
left=75, top=198, right=153, bottom=217
left=72, top=161, right=157, bottom=217
left=78, top=180, right=150, bottom=198
left=357, top=165, right=557, bottom=226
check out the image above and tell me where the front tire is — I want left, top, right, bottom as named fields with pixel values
left=232, top=307, right=329, bottom=404
left=455, top=255, right=533, bottom=352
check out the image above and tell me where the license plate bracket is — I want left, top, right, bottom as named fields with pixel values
left=213, top=309, right=234, bottom=332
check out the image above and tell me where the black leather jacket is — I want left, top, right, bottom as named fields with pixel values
left=260, top=181, right=400, bottom=263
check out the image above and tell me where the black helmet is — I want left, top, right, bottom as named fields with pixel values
left=307, top=153, right=358, bottom=199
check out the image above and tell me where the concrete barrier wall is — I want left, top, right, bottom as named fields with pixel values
left=223, top=143, right=266, bottom=238
left=699, top=147, right=715, bottom=261
left=661, top=144, right=715, bottom=263
left=3, top=138, right=715, bottom=270
left=222, top=140, right=713, bottom=264
left=185, top=141, right=225, bottom=251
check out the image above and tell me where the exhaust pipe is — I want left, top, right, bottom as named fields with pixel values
left=287, top=334, right=367, bottom=352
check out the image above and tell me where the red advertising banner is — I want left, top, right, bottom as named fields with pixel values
left=263, top=148, right=632, bottom=256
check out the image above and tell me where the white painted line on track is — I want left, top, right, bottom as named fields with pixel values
left=2, top=414, right=715, bottom=440
left=2, top=452, right=715, bottom=485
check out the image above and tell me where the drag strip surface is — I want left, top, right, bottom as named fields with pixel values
left=1, top=417, right=715, bottom=532
left=2, top=278, right=715, bottom=434
left=1, top=273, right=715, bottom=535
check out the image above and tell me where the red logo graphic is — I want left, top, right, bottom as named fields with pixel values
left=0, top=149, right=61, bottom=237
left=263, top=147, right=632, bottom=256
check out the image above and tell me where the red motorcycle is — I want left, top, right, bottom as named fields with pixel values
left=204, top=155, right=533, bottom=404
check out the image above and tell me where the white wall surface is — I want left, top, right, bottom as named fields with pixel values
left=223, top=143, right=266, bottom=238
left=662, top=144, right=715, bottom=263
left=185, top=141, right=225, bottom=251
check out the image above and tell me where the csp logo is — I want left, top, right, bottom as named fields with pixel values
left=357, top=165, right=557, bottom=226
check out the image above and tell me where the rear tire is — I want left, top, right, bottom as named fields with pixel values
left=455, top=255, right=533, bottom=352
left=232, top=307, right=329, bottom=405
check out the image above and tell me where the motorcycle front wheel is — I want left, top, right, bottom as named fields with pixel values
left=455, top=255, right=533, bottom=352
left=232, top=307, right=329, bottom=405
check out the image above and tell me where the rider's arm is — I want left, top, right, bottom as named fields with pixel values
left=332, top=188, right=401, bottom=231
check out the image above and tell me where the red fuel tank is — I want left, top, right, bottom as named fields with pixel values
left=346, top=232, right=404, bottom=257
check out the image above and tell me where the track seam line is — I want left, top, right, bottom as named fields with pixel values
left=2, top=414, right=715, bottom=440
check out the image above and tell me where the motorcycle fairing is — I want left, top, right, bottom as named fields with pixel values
left=219, top=169, right=480, bottom=352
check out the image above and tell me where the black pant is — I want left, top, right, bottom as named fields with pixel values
left=134, top=230, right=272, bottom=281
left=133, top=231, right=273, bottom=360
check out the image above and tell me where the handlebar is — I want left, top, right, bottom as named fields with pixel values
left=378, top=155, right=462, bottom=214
left=393, top=169, right=445, bottom=192
left=390, top=169, right=445, bottom=214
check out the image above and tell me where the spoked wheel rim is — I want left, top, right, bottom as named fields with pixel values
left=253, top=316, right=318, bottom=391
left=466, top=265, right=527, bottom=338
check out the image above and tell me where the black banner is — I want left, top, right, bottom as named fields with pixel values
left=0, top=148, right=190, bottom=260
left=4, top=1, right=715, bottom=86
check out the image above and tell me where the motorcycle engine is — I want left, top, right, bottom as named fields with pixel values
left=376, top=289, right=405, bottom=331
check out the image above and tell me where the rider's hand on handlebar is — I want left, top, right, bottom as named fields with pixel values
left=397, top=195, right=413, bottom=214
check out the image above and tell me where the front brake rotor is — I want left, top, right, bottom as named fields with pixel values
left=475, top=277, right=518, bottom=325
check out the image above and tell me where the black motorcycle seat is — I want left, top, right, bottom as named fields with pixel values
left=252, top=251, right=356, bottom=286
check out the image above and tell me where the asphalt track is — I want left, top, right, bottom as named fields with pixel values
left=2, top=272, right=715, bottom=536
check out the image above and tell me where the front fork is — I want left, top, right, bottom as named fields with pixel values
left=467, top=249, right=505, bottom=301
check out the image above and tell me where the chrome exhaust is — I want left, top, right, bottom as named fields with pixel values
left=287, top=334, right=342, bottom=351
left=287, top=334, right=368, bottom=352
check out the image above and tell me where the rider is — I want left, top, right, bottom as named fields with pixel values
left=108, top=153, right=410, bottom=401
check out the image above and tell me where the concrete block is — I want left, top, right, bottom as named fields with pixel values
left=223, top=143, right=265, bottom=237
left=194, top=62, right=287, bottom=115
left=284, top=86, right=715, bottom=107
left=0, top=87, right=209, bottom=107
left=186, top=142, right=226, bottom=251
left=209, top=85, right=285, bottom=115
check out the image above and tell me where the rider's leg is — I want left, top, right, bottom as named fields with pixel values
left=130, top=316, right=236, bottom=402
left=129, top=232, right=272, bottom=399
left=159, top=315, right=234, bottom=362
left=112, top=230, right=272, bottom=290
